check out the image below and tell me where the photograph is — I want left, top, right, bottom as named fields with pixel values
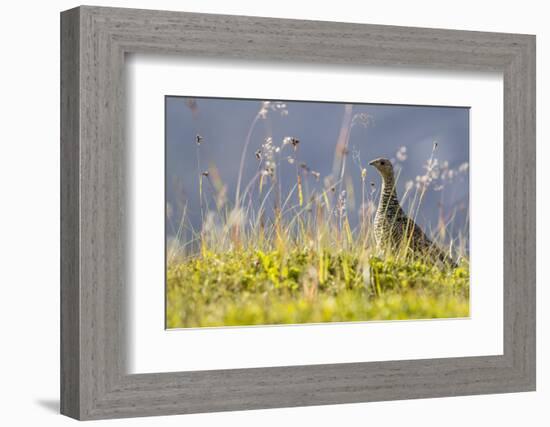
left=52, top=3, right=537, bottom=421
left=165, top=96, right=470, bottom=328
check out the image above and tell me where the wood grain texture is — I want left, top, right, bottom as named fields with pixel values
left=60, top=5, right=536, bottom=420
left=60, top=7, right=80, bottom=419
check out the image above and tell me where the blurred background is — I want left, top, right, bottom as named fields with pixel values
left=166, top=96, right=469, bottom=250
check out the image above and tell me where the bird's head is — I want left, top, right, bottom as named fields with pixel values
left=368, top=157, right=394, bottom=180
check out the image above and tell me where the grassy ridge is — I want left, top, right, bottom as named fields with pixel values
left=166, top=249, right=469, bottom=328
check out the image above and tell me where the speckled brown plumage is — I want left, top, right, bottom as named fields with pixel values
left=369, top=157, right=456, bottom=267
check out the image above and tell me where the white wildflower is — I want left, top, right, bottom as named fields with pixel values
left=258, top=101, right=289, bottom=118
left=351, top=113, right=374, bottom=128
left=258, top=101, right=270, bottom=119
left=396, top=146, right=408, bottom=162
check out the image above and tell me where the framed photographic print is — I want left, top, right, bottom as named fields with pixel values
left=164, top=97, right=470, bottom=329
left=61, top=5, right=536, bottom=420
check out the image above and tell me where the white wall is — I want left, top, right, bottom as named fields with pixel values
left=0, top=0, right=546, bottom=425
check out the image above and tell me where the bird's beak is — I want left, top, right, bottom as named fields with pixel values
left=368, top=160, right=376, bottom=166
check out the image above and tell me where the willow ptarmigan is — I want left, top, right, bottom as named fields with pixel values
left=369, top=157, right=457, bottom=268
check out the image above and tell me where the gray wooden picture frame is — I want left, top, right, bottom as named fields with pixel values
left=60, top=5, right=536, bottom=420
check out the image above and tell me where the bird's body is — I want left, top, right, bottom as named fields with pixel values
left=369, top=158, right=456, bottom=267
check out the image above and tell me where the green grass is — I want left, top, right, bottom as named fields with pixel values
left=166, top=249, right=469, bottom=328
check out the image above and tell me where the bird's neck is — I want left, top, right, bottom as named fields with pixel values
left=379, top=175, right=400, bottom=210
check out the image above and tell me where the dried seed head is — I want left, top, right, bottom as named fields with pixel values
left=283, top=136, right=300, bottom=151
left=311, top=171, right=321, bottom=181
left=196, top=134, right=204, bottom=145
left=337, top=190, right=347, bottom=217
left=259, top=137, right=277, bottom=178
left=201, top=171, right=209, bottom=177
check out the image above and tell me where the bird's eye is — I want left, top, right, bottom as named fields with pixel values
left=380, top=161, right=385, bottom=165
